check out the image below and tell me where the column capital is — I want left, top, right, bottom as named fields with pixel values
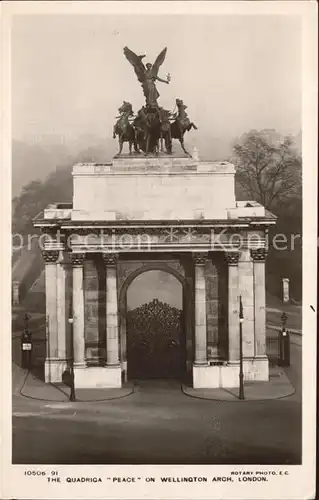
left=224, top=251, right=239, bottom=266
left=251, top=248, right=267, bottom=262
left=42, top=250, right=60, bottom=263
left=69, top=252, right=86, bottom=266
left=102, top=252, right=119, bottom=266
left=192, top=252, right=207, bottom=266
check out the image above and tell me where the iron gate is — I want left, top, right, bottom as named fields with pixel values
left=127, top=298, right=185, bottom=379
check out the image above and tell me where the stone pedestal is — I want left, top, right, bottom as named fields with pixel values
left=73, top=365, right=122, bottom=388
left=72, top=159, right=236, bottom=221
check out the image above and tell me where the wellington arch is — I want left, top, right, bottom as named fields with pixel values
left=33, top=153, right=277, bottom=389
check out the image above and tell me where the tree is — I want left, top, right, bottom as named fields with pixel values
left=233, top=129, right=301, bottom=211
left=12, top=166, right=73, bottom=236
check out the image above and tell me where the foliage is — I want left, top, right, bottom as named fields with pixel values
left=233, top=129, right=301, bottom=211
left=12, top=166, right=73, bottom=236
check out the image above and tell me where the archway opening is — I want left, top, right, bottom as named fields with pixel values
left=125, top=270, right=185, bottom=380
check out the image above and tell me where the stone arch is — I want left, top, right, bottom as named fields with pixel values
left=118, top=262, right=188, bottom=381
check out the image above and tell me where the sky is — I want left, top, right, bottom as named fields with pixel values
left=12, top=14, right=301, bottom=145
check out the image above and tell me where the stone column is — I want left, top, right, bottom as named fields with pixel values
left=251, top=248, right=267, bottom=356
left=103, top=253, right=120, bottom=366
left=225, top=252, right=239, bottom=362
left=193, top=253, right=208, bottom=365
left=56, top=253, right=67, bottom=362
left=43, top=250, right=59, bottom=382
left=71, top=253, right=86, bottom=367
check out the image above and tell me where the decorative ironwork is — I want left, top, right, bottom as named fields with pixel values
left=102, top=253, right=119, bottom=266
left=70, top=252, right=86, bottom=266
left=42, top=250, right=59, bottom=263
left=224, top=251, right=239, bottom=266
left=127, top=298, right=184, bottom=379
left=251, top=248, right=267, bottom=262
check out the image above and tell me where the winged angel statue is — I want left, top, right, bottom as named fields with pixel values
left=123, top=46, right=170, bottom=107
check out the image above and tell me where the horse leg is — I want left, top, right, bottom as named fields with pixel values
left=146, top=134, right=151, bottom=155
left=134, top=135, right=139, bottom=153
left=166, top=134, right=172, bottom=155
left=179, top=135, right=189, bottom=156
left=118, top=137, right=123, bottom=155
left=167, top=129, right=172, bottom=154
left=129, top=141, right=132, bottom=155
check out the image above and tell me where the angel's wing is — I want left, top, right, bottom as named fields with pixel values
left=151, top=47, right=167, bottom=77
left=123, top=46, right=145, bottom=82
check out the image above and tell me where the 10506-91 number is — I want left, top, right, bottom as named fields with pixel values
left=24, top=470, right=46, bottom=476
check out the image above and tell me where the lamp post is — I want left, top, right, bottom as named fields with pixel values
left=21, top=313, right=32, bottom=370
left=281, top=311, right=288, bottom=329
left=239, top=295, right=245, bottom=400
left=68, top=317, right=76, bottom=401
left=279, top=311, right=290, bottom=366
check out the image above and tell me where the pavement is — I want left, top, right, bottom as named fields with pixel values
left=17, top=369, right=134, bottom=402
left=14, top=361, right=294, bottom=404
left=12, top=348, right=301, bottom=464
left=11, top=309, right=302, bottom=465
left=183, top=365, right=294, bottom=401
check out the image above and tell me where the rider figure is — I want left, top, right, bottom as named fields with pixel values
left=113, top=101, right=134, bottom=139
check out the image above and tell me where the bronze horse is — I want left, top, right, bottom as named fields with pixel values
left=158, top=107, right=172, bottom=154
left=170, top=98, right=197, bottom=155
left=113, top=101, right=138, bottom=155
left=133, top=106, right=162, bottom=154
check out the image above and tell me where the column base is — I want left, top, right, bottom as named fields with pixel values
left=45, top=359, right=68, bottom=383
left=192, top=356, right=269, bottom=388
left=74, top=364, right=122, bottom=388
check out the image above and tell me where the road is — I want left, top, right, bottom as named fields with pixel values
left=12, top=342, right=301, bottom=465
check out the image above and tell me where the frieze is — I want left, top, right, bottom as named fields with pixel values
left=65, top=225, right=266, bottom=252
